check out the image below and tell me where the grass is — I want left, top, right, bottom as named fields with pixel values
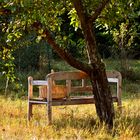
left=0, top=94, right=140, bottom=139
left=0, top=59, right=140, bottom=139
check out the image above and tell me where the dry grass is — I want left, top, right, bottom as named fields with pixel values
left=0, top=96, right=140, bottom=140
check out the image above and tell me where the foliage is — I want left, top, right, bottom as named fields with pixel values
left=101, top=0, right=140, bottom=51
left=0, top=0, right=85, bottom=74
left=0, top=48, right=15, bottom=81
left=94, top=22, right=114, bottom=58
left=0, top=3, right=15, bottom=81
left=13, top=45, right=39, bottom=72
left=68, top=8, right=79, bottom=31
left=96, top=0, right=140, bottom=73
left=1, top=0, right=140, bottom=77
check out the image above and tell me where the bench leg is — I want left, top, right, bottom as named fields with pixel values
left=27, top=101, right=33, bottom=121
left=47, top=103, right=52, bottom=125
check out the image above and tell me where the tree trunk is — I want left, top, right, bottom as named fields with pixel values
left=72, top=0, right=114, bottom=128
left=89, top=66, right=114, bottom=128
left=84, top=24, right=114, bottom=128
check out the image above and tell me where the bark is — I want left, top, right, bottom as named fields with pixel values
left=89, top=0, right=110, bottom=22
left=89, top=67, right=114, bottom=128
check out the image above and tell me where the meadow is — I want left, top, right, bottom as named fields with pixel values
left=0, top=59, right=140, bottom=139
left=0, top=95, right=140, bottom=139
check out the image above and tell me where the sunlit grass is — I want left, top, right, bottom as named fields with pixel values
left=0, top=95, right=140, bottom=139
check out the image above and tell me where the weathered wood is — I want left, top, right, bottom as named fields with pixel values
left=117, top=74, right=122, bottom=107
left=28, top=76, right=33, bottom=99
left=27, top=76, right=33, bottom=120
left=27, top=102, right=33, bottom=121
left=66, top=79, right=71, bottom=99
left=71, top=86, right=93, bottom=93
left=82, top=79, right=87, bottom=87
left=27, top=70, right=122, bottom=124
left=108, top=78, right=118, bottom=83
left=47, top=77, right=53, bottom=124
left=29, top=96, right=118, bottom=106
left=47, top=71, right=88, bottom=80
left=32, top=80, right=48, bottom=86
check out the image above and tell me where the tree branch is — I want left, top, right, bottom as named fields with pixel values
left=44, top=29, right=91, bottom=73
left=89, top=0, right=110, bottom=22
left=71, top=0, right=88, bottom=29
left=72, top=0, right=100, bottom=65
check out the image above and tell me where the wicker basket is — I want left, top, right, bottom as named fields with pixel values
left=39, top=85, right=67, bottom=99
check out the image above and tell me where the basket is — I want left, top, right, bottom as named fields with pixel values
left=39, top=85, right=67, bottom=99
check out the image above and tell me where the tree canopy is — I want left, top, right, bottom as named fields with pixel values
left=1, top=0, right=140, bottom=73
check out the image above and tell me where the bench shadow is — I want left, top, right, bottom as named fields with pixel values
left=53, top=114, right=98, bottom=131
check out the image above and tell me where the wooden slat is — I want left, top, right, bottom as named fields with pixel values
left=47, top=71, right=88, bottom=80
left=29, top=96, right=118, bottom=106
left=32, top=80, right=48, bottom=85
left=28, top=76, right=33, bottom=99
left=66, top=79, right=71, bottom=98
left=82, top=79, right=87, bottom=87
left=47, top=71, right=121, bottom=80
left=106, top=71, right=121, bottom=78
left=29, top=100, right=48, bottom=104
left=71, top=86, right=92, bottom=92
left=52, top=98, right=95, bottom=105
left=108, top=78, right=118, bottom=83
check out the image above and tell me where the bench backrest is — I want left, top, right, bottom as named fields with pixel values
left=28, top=71, right=122, bottom=102
left=47, top=71, right=121, bottom=80
left=46, top=71, right=122, bottom=98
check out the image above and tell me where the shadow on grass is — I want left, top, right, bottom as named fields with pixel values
left=52, top=109, right=140, bottom=137
left=53, top=114, right=98, bottom=131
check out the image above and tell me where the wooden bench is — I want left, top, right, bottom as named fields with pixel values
left=27, top=71, right=122, bottom=124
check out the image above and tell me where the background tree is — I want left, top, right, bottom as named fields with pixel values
left=101, top=0, right=140, bottom=71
